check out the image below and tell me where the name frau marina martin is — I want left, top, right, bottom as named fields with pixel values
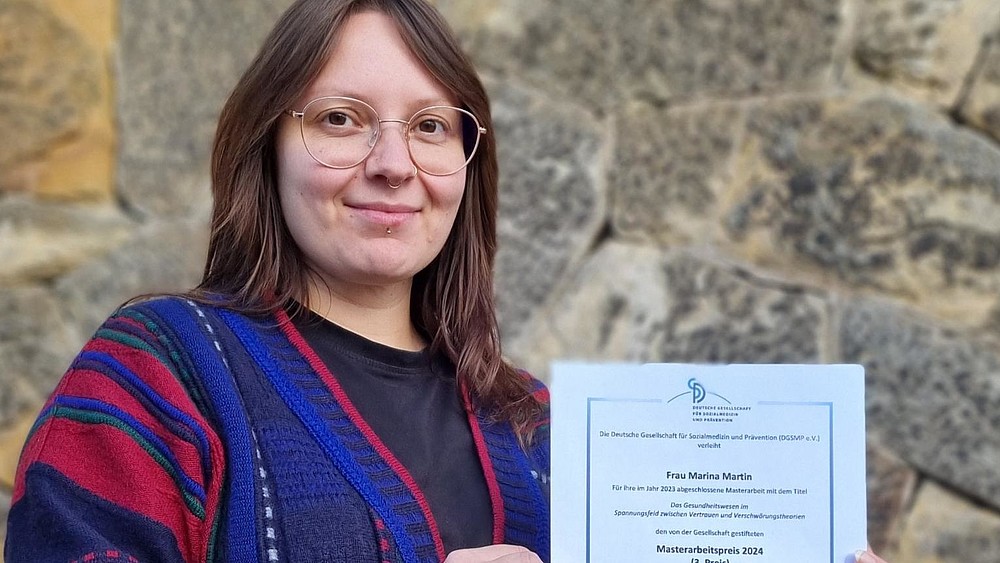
left=665, top=471, right=753, bottom=481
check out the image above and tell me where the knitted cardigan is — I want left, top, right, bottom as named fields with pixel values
left=6, top=297, right=550, bottom=563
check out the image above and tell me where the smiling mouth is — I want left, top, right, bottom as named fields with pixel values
left=348, top=205, right=418, bottom=227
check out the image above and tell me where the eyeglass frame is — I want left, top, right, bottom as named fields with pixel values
left=286, top=95, right=488, bottom=177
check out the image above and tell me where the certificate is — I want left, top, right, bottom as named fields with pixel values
left=550, top=364, right=868, bottom=563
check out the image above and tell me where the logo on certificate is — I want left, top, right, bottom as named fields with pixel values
left=667, top=378, right=730, bottom=405
left=667, top=378, right=751, bottom=423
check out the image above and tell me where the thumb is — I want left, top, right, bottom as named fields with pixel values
left=855, top=549, right=882, bottom=563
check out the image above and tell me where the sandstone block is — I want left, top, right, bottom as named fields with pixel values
left=724, top=96, right=1000, bottom=329
left=506, top=242, right=668, bottom=379
left=0, top=287, right=80, bottom=429
left=0, top=415, right=36, bottom=490
left=896, top=481, right=1000, bottom=562
left=491, top=80, right=607, bottom=342
left=617, top=0, right=841, bottom=103
left=54, top=219, right=209, bottom=341
left=438, top=0, right=621, bottom=109
left=611, top=102, right=740, bottom=244
left=0, top=2, right=100, bottom=190
left=853, top=0, right=999, bottom=107
left=32, top=0, right=116, bottom=201
left=866, top=443, right=918, bottom=556
left=0, top=487, right=9, bottom=557
left=841, top=300, right=1000, bottom=510
left=657, top=254, right=827, bottom=364
left=117, top=0, right=294, bottom=217
left=959, top=32, right=1000, bottom=142
left=441, top=0, right=840, bottom=109
left=507, top=244, right=828, bottom=378
left=0, top=196, right=133, bottom=284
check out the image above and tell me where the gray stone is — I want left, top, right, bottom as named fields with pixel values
left=0, top=2, right=100, bottom=179
left=853, top=0, right=999, bottom=106
left=442, top=0, right=840, bottom=109
left=0, top=287, right=80, bottom=428
left=506, top=244, right=828, bottom=378
left=492, top=80, right=607, bottom=342
left=724, top=96, right=1000, bottom=328
left=54, top=218, right=209, bottom=341
left=959, top=31, right=1000, bottom=143
left=117, top=0, right=294, bottom=217
left=658, top=254, right=828, bottom=363
left=617, top=0, right=841, bottom=103
left=506, top=242, right=669, bottom=379
left=439, top=0, right=622, bottom=110
left=896, top=481, right=1000, bottom=562
left=0, top=196, right=134, bottom=284
left=611, top=102, right=741, bottom=244
left=0, top=486, right=9, bottom=555
left=866, top=443, right=918, bottom=556
left=841, top=300, right=1000, bottom=510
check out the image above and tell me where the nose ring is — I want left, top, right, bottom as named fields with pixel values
left=386, top=165, right=418, bottom=189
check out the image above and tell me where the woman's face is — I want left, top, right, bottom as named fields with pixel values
left=276, top=11, right=466, bottom=295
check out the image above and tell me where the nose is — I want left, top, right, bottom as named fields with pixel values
left=365, top=119, right=417, bottom=188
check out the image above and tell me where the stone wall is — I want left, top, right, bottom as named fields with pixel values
left=2, top=0, right=999, bottom=560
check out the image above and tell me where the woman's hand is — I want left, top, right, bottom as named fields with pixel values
left=444, top=544, right=542, bottom=562
left=856, top=547, right=889, bottom=562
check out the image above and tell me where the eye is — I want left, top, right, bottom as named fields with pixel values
left=322, top=110, right=355, bottom=127
left=415, top=117, right=447, bottom=135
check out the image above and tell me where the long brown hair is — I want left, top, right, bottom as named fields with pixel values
left=195, top=0, right=542, bottom=439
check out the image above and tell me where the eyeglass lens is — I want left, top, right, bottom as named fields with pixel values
left=299, top=97, right=479, bottom=176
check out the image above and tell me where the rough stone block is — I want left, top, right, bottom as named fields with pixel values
left=491, top=80, right=607, bottom=342
left=0, top=415, right=36, bottom=490
left=959, top=32, right=1000, bottom=143
left=0, top=486, right=9, bottom=557
left=32, top=0, right=116, bottom=201
left=896, top=481, right=1000, bottom=562
left=617, top=0, right=841, bottom=103
left=506, top=242, right=669, bottom=379
left=841, top=300, right=1000, bottom=510
left=0, top=287, right=80, bottom=429
left=852, top=0, right=999, bottom=107
left=117, top=0, right=293, bottom=217
left=0, top=2, right=100, bottom=187
left=611, top=102, right=741, bottom=244
left=0, top=196, right=133, bottom=284
left=507, top=244, right=828, bottom=378
left=866, top=443, right=917, bottom=556
left=54, top=219, right=209, bottom=341
left=441, top=0, right=840, bottom=110
left=724, top=96, right=1000, bottom=329
left=438, top=0, right=622, bottom=109
left=657, top=254, right=828, bottom=364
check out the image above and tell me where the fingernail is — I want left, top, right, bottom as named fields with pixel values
left=855, top=550, right=867, bottom=562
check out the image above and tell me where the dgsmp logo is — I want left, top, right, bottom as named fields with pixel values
left=667, top=378, right=731, bottom=405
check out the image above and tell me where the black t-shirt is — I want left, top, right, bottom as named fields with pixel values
left=290, top=308, right=493, bottom=553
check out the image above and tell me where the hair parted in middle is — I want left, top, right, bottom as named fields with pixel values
left=196, top=0, right=542, bottom=437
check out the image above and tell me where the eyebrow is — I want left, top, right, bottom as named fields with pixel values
left=304, top=91, right=457, bottom=111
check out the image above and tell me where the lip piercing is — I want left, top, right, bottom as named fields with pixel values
left=386, top=227, right=392, bottom=235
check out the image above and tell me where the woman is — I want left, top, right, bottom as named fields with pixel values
left=7, top=1, right=547, bottom=561
left=5, top=1, right=889, bottom=562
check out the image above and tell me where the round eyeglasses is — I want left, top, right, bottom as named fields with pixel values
left=287, top=96, right=487, bottom=177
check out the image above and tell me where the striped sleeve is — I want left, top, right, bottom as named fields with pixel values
left=5, top=307, right=226, bottom=563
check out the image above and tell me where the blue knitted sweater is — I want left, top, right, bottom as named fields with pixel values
left=6, top=297, right=550, bottom=563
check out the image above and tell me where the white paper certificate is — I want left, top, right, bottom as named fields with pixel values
left=550, top=364, right=868, bottom=563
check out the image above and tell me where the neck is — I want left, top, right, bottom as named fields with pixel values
left=304, top=278, right=425, bottom=352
